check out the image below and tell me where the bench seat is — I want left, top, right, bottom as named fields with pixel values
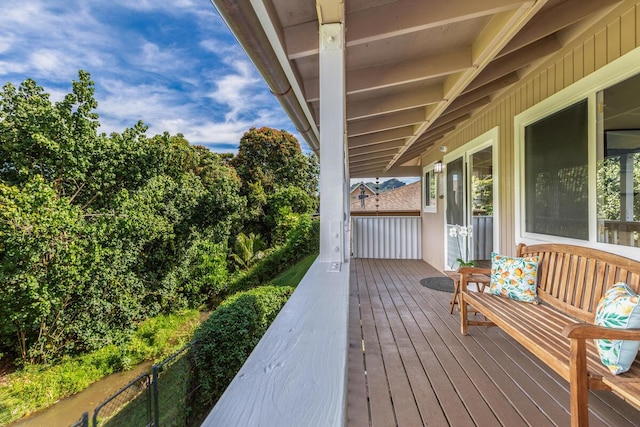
left=459, top=243, right=640, bottom=426
left=465, top=292, right=640, bottom=397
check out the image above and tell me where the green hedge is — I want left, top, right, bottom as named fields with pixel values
left=228, top=215, right=319, bottom=294
left=190, top=285, right=294, bottom=420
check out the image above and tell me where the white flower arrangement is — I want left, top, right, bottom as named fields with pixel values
left=449, top=224, right=476, bottom=269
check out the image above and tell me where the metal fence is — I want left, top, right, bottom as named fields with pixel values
left=71, top=341, right=197, bottom=427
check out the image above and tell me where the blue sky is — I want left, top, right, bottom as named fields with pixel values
left=0, top=0, right=303, bottom=153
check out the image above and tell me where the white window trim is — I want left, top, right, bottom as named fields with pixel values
left=514, top=46, right=640, bottom=259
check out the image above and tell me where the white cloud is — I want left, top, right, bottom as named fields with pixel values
left=0, top=1, right=301, bottom=154
left=208, top=59, right=263, bottom=121
left=0, top=61, right=28, bottom=76
left=0, top=34, right=15, bottom=54
left=108, top=0, right=200, bottom=13
left=96, top=79, right=187, bottom=130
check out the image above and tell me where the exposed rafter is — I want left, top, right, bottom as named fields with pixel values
left=346, top=85, right=441, bottom=121
left=498, top=0, right=622, bottom=57
left=284, top=0, right=528, bottom=60
left=387, top=1, right=549, bottom=172
left=349, top=126, right=413, bottom=149
left=229, top=0, right=625, bottom=178
left=304, top=49, right=471, bottom=102
left=349, top=140, right=404, bottom=157
left=465, top=34, right=561, bottom=92
left=347, top=109, right=426, bottom=137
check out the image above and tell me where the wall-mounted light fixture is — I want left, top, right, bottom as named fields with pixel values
left=433, top=161, right=443, bottom=174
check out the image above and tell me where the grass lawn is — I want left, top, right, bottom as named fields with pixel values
left=271, top=252, right=318, bottom=287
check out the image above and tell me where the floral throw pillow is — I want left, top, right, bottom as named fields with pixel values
left=594, top=282, right=640, bottom=375
left=488, top=252, right=539, bottom=304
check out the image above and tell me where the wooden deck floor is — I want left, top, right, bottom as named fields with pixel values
left=346, top=258, right=640, bottom=427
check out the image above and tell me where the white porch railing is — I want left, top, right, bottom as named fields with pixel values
left=351, top=216, right=422, bottom=259
left=201, top=258, right=349, bottom=427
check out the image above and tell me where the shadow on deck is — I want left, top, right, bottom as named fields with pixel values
left=347, top=258, right=640, bottom=426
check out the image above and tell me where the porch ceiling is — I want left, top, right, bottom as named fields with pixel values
left=216, top=0, right=623, bottom=178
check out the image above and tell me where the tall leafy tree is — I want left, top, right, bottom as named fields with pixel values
left=0, top=72, right=247, bottom=362
left=231, top=127, right=318, bottom=196
left=231, top=127, right=318, bottom=239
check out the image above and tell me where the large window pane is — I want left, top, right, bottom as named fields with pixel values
left=525, top=100, right=589, bottom=239
left=597, top=73, right=640, bottom=247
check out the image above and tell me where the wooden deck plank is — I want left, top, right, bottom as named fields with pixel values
left=347, top=262, right=370, bottom=427
left=347, top=258, right=640, bottom=427
left=375, top=259, right=488, bottom=426
left=364, top=259, right=425, bottom=426
left=353, top=259, right=397, bottom=427
left=394, top=259, right=556, bottom=426
left=368, top=259, right=456, bottom=426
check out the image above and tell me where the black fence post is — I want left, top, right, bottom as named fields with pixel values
left=70, top=411, right=89, bottom=427
left=152, top=364, right=160, bottom=427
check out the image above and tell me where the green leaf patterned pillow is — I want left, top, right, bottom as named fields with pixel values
left=488, top=252, right=539, bottom=304
left=594, top=282, right=640, bottom=375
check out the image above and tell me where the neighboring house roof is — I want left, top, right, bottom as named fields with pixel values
left=350, top=181, right=420, bottom=212
left=350, top=183, right=376, bottom=195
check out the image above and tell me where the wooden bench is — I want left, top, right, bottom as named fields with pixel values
left=459, top=243, right=640, bottom=427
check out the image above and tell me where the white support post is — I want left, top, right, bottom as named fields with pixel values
left=319, top=22, right=346, bottom=269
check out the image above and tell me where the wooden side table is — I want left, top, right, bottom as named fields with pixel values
left=445, top=270, right=490, bottom=313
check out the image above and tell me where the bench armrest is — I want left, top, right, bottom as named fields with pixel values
left=562, top=323, right=640, bottom=340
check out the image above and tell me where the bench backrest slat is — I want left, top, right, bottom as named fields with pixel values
left=517, top=243, right=640, bottom=322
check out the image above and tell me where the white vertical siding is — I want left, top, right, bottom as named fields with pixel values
left=352, top=216, right=422, bottom=259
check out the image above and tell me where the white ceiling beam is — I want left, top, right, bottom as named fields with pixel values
left=285, top=0, right=529, bottom=60
left=387, top=1, right=547, bottom=171
left=347, top=109, right=426, bottom=137
left=415, top=124, right=457, bottom=146
left=349, top=141, right=404, bottom=157
left=347, top=85, right=442, bottom=121
left=349, top=126, right=413, bottom=149
left=349, top=156, right=395, bottom=166
left=304, top=49, right=471, bottom=102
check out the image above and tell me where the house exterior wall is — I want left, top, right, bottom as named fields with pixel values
left=421, top=0, right=640, bottom=268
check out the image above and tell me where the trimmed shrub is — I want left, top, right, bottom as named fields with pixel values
left=190, top=285, right=294, bottom=419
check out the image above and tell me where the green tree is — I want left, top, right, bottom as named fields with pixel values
left=0, top=177, right=88, bottom=363
left=231, top=232, right=266, bottom=270
left=0, top=72, right=247, bottom=362
left=266, top=186, right=318, bottom=244
left=231, top=127, right=318, bottom=196
left=231, top=127, right=318, bottom=240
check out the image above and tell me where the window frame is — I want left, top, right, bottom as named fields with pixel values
left=514, top=47, right=640, bottom=258
left=423, top=165, right=437, bottom=213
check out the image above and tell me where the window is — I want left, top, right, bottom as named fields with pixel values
left=597, top=73, right=640, bottom=248
left=423, top=167, right=437, bottom=213
left=524, top=100, right=589, bottom=240
left=516, top=48, right=640, bottom=256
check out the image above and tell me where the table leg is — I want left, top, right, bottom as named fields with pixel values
left=450, top=278, right=460, bottom=314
